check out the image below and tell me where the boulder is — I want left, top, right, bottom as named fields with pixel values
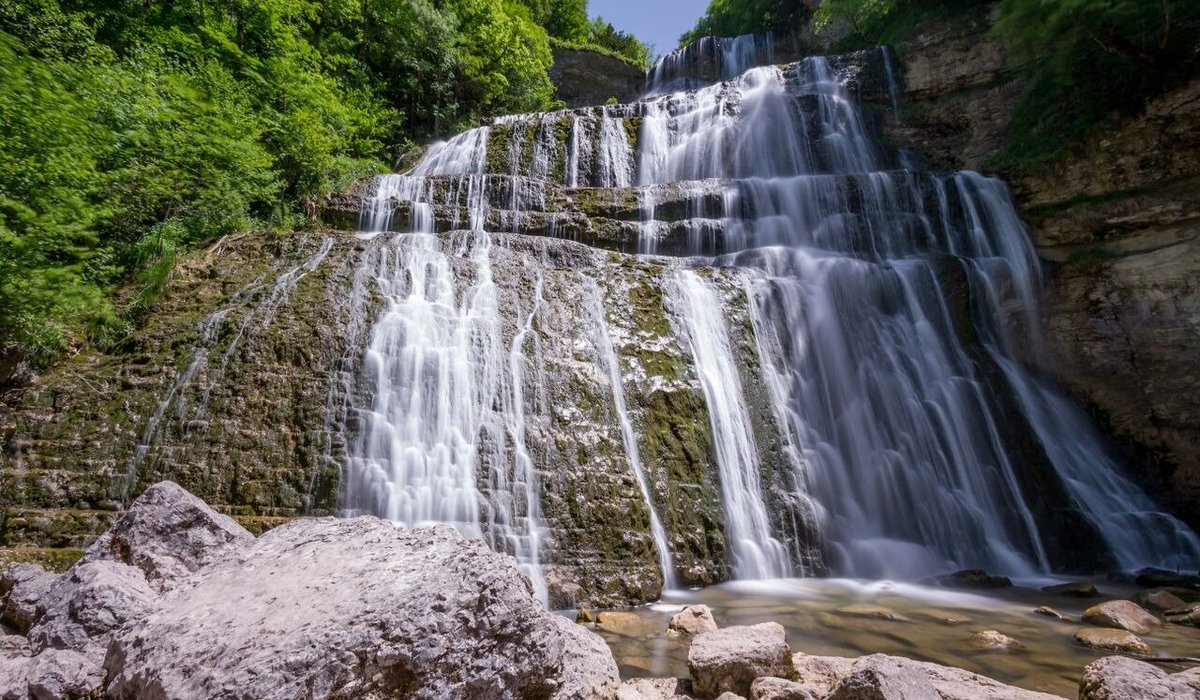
left=28, top=561, right=155, bottom=663
left=617, top=678, right=684, bottom=700
left=792, top=655, right=855, bottom=697
left=670, top=605, right=719, bottom=636
left=0, top=647, right=104, bottom=700
left=967, top=630, right=1022, bottom=651
left=1130, top=589, right=1186, bottom=612
left=791, top=653, right=1064, bottom=700
left=1079, top=655, right=1200, bottom=700
left=0, top=565, right=56, bottom=634
left=1081, top=600, right=1161, bottom=635
left=1073, top=628, right=1152, bottom=655
left=716, top=694, right=746, bottom=700
left=826, top=654, right=939, bottom=700
left=936, top=569, right=1012, bottom=589
left=79, top=480, right=253, bottom=593
left=104, top=518, right=620, bottom=700
left=1041, top=582, right=1099, bottom=598
left=1164, top=601, right=1200, bottom=626
left=749, top=676, right=814, bottom=700
left=688, top=623, right=794, bottom=698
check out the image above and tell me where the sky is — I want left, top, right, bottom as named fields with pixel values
left=589, top=0, right=712, bottom=59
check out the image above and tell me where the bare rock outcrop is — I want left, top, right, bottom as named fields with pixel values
left=104, top=517, right=620, bottom=700
left=688, top=623, right=794, bottom=698
left=1078, top=655, right=1200, bottom=700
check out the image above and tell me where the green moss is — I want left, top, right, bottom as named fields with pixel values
left=622, top=117, right=643, bottom=154
left=0, top=547, right=84, bottom=573
left=1064, top=247, right=1118, bottom=271
left=486, top=123, right=516, bottom=174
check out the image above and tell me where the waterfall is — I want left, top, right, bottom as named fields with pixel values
left=672, top=270, right=790, bottom=579
left=340, top=37, right=1200, bottom=594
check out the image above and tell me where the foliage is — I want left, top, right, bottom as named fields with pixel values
left=586, top=16, right=652, bottom=68
left=0, top=0, right=590, bottom=364
left=682, top=0, right=811, bottom=45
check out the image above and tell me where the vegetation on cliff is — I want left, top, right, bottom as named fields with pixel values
left=0, top=0, right=647, bottom=367
left=813, top=0, right=1200, bottom=167
left=681, top=0, right=812, bottom=44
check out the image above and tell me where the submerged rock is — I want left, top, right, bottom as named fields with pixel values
left=1041, top=582, right=1099, bottom=598
left=669, top=605, right=719, bottom=636
left=1130, top=588, right=1186, bottom=612
left=1078, top=655, right=1200, bottom=700
left=1033, top=606, right=1069, bottom=621
left=1081, top=600, right=1161, bottom=635
left=1073, top=628, right=1152, bottom=655
left=105, top=517, right=619, bottom=700
left=967, top=630, right=1023, bottom=651
left=688, top=622, right=794, bottom=698
left=834, top=604, right=908, bottom=622
left=936, top=569, right=1013, bottom=589
left=79, top=480, right=253, bottom=593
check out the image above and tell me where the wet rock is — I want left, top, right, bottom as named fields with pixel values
left=1134, top=568, right=1199, bottom=589
left=749, top=676, right=815, bottom=700
left=79, top=480, right=253, bottom=593
left=688, top=622, right=794, bottom=698
left=1081, top=600, right=1161, bottom=635
left=1033, top=606, right=1069, bottom=621
left=791, top=654, right=855, bottom=697
left=715, top=694, right=746, bottom=700
left=967, top=630, right=1023, bottom=650
left=1041, top=582, right=1099, bottom=598
left=669, top=605, right=719, bottom=636
left=1164, top=601, right=1200, bottom=626
left=547, top=575, right=585, bottom=611
left=105, top=518, right=619, bottom=700
left=617, top=677, right=683, bottom=700
left=577, top=609, right=596, bottom=624
left=0, top=647, right=104, bottom=700
left=834, top=604, right=908, bottom=622
left=1074, top=628, right=1152, bottom=655
left=0, top=564, right=56, bottom=634
left=1079, top=655, right=1200, bottom=700
left=936, top=569, right=1012, bottom=589
left=28, top=561, right=155, bottom=663
left=1130, top=589, right=1186, bottom=612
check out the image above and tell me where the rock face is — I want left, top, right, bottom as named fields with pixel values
left=104, top=517, right=620, bottom=700
left=1080, top=600, right=1160, bottom=635
left=548, top=47, right=644, bottom=108
left=688, top=623, right=794, bottom=698
left=1078, top=655, right=1200, bottom=700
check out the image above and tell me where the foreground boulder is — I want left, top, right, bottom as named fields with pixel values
left=0, top=565, right=56, bottom=634
left=1078, top=655, right=1200, bottom=699
left=0, top=645, right=104, bottom=700
left=688, top=623, right=794, bottom=698
left=1081, top=600, right=1160, bottom=635
left=791, top=653, right=1065, bottom=700
left=28, top=561, right=155, bottom=664
left=104, top=517, right=620, bottom=699
left=79, top=480, right=253, bottom=593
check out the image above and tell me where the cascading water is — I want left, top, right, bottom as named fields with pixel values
left=342, top=36, right=1199, bottom=596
